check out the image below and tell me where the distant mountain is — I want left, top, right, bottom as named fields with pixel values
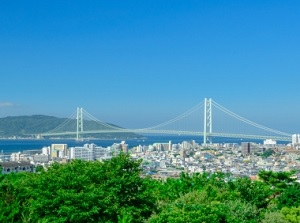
left=0, top=115, right=141, bottom=139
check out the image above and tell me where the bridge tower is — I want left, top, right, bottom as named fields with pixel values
left=76, top=107, right=83, bottom=140
left=203, top=98, right=212, bottom=145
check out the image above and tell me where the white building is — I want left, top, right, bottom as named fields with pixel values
left=263, top=139, right=277, bottom=146
left=135, top=145, right=144, bottom=153
left=153, top=142, right=171, bottom=151
left=292, top=134, right=300, bottom=145
left=10, top=152, right=21, bottom=162
left=42, top=146, right=51, bottom=155
left=181, top=141, right=193, bottom=150
left=33, top=154, right=50, bottom=163
left=70, top=143, right=116, bottom=161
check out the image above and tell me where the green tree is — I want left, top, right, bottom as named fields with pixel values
left=261, top=149, right=275, bottom=158
left=29, top=153, right=154, bottom=222
left=281, top=206, right=300, bottom=223
left=225, top=199, right=259, bottom=223
left=149, top=171, right=232, bottom=203
left=258, top=170, right=297, bottom=193
left=261, top=211, right=288, bottom=223
left=0, top=172, right=34, bottom=223
left=147, top=190, right=259, bottom=223
left=35, top=165, right=44, bottom=173
left=147, top=190, right=227, bottom=223
left=0, top=153, right=155, bottom=223
left=231, top=177, right=272, bottom=209
left=277, top=183, right=300, bottom=209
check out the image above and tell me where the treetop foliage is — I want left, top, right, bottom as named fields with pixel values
left=0, top=153, right=299, bottom=222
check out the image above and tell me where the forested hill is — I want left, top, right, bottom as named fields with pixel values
left=0, top=115, right=139, bottom=139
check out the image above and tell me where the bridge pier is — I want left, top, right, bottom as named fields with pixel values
left=203, top=98, right=212, bottom=145
left=76, top=107, right=83, bottom=140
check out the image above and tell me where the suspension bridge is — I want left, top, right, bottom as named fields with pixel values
left=39, top=98, right=293, bottom=144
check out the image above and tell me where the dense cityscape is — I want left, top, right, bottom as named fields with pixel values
left=1, top=135, right=300, bottom=181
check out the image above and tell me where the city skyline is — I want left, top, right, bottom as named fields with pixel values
left=1, top=1, right=299, bottom=133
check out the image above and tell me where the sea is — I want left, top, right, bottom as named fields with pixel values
left=0, top=135, right=275, bottom=155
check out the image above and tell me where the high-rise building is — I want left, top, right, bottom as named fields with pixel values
left=180, top=148, right=186, bottom=159
left=181, top=141, right=193, bottom=150
left=42, top=146, right=51, bottom=156
left=70, top=144, right=93, bottom=161
left=241, top=142, right=251, bottom=156
left=292, top=134, right=300, bottom=145
left=120, top=141, right=128, bottom=153
left=153, top=143, right=170, bottom=151
left=70, top=143, right=115, bottom=161
left=51, top=144, right=68, bottom=158
left=10, top=152, right=21, bottom=162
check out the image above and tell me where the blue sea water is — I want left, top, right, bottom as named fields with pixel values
left=0, top=136, right=268, bottom=155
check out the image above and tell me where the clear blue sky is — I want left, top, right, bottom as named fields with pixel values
left=0, top=0, right=299, bottom=133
